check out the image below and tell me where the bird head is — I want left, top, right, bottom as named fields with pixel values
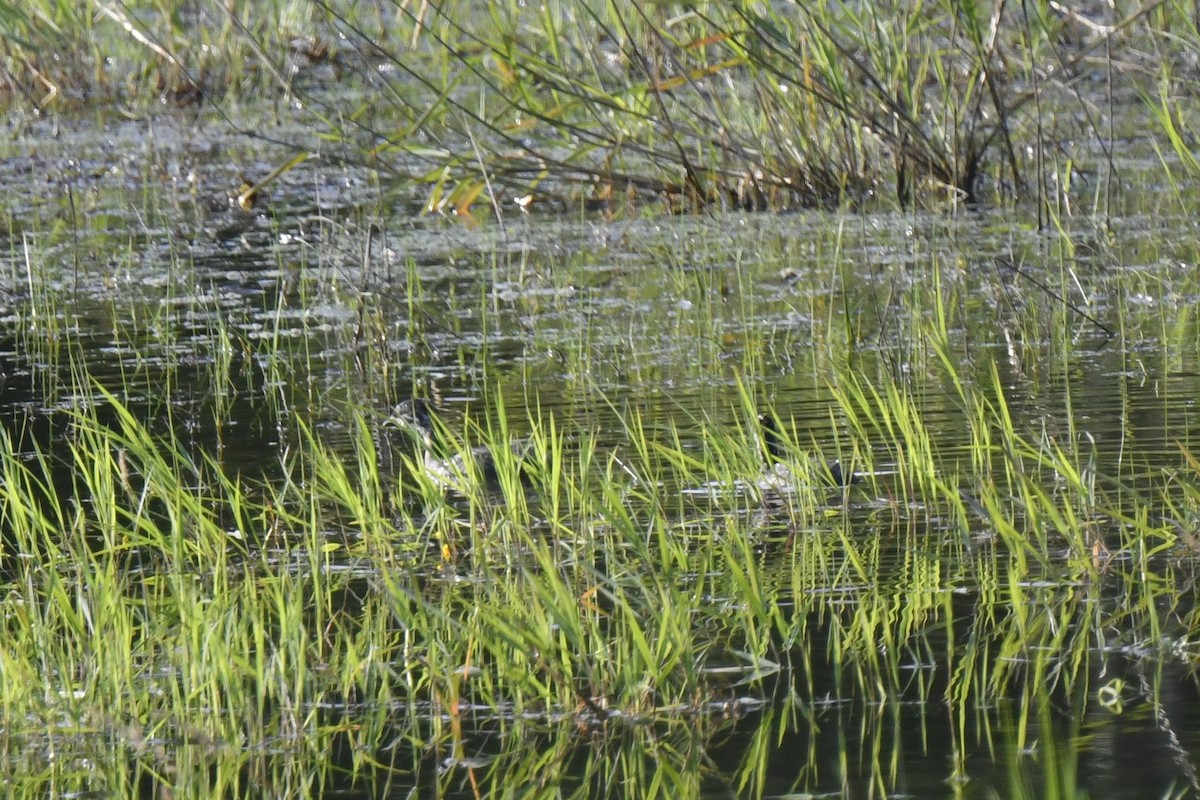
left=757, top=412, right=789, bottom=462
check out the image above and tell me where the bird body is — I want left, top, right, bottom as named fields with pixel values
left=757, top=412, right=854, bottom=490
left=383, top=399, right=530, bottom=494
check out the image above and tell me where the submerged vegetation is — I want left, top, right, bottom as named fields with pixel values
left=2, top=1, right=1200, bottom=798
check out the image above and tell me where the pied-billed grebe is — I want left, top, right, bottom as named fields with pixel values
left=758, top=412, right=854, bottom=488
left=383, top=398, right=531, bottom=493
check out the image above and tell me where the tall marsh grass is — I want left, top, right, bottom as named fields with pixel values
left=291, top=0, right=1182, bottom=211
left=3, top=2, right=1194, bottom=213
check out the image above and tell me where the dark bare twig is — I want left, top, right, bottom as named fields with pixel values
left=996, top=258, right=1114, bottom=339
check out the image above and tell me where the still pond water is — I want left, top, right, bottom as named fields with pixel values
left=2, top=113, right=1200, bottom=798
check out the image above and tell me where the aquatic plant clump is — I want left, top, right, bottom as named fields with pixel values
left=309, top=0, right=1141, bottom=210
left=1, top=1, right=1194, bottom=213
